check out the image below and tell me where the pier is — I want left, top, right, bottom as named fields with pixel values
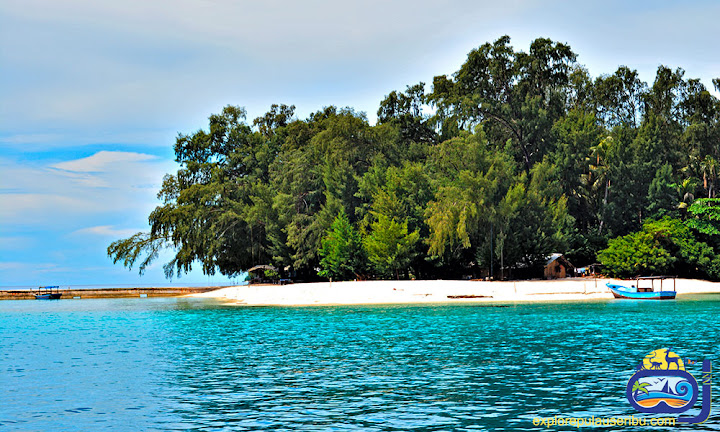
left=0, top=286, right=225, bottom=300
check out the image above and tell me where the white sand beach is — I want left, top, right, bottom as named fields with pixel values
left=188, top=278, right=720, bottom=306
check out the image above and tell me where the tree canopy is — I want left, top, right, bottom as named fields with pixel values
left=108, top=35, right=720, bottom=281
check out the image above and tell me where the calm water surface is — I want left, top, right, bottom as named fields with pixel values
left=1, top=296, right=720, bottom=431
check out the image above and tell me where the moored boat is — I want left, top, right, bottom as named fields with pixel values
left=607, top=276, right=676, bottom=300
left=35, top=286, right=62, bottom=300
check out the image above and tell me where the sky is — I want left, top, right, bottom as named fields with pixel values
left=1, top=0, right=718, bottom=287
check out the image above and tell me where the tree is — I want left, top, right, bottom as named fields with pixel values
left=377, top=83, right=436, bottom=145
left=498, top=164, right=573, bottom=274
left=105, top=37, right=720, bottom=283
left=428, top=35, right=577, bottom=171
left=318, top=209, right=364, bottom=281
left=494, top=183, right=524, bottom=279
left=108, top=106, right=275, bottom=278
left=685, top=198, right=720, bottom=236
left=271, top=108, right=379, bottom=276
left=646, top=164, right=678, bottom=219
left=363, top=215, right=420, bottom=279
left=424, top=129, right=514, bottom=267
left=356, top=161, right=434, bottom=277
left=550, top=108, right=602, bottom=230
left=107, top=232, right=168, bottom=276
left=632, top=381, right=651, bottom=399
left=676, top=178, right=698, bottom=209
left=592, top=66, right=646, bottom=128
left=700, top=156, right=718, bottom=198
left=423, top=129, right=571, bottom=276
left=599, top=218, right=720, bottom=279
left=598, top=228, right=675, bottom=277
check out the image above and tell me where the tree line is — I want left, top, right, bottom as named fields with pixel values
left=108, top=36, right=720, bottom=281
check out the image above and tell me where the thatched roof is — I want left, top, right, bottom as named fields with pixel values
left=247, top=265, right=278, bottom=273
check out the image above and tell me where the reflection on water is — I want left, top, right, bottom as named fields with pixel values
left=1, top=296, right=719, bottom=430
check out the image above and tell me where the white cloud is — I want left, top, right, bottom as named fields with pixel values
left=0, top=130, right=175, bottom=152
left=0, top=194, right=96, bottom=219
left=51, top=151, right=157, bottom=173
left=3, top=0, right=718, bottom=142
left=73, top=225, right=142, bottom=238
left=2, top=0, right=534, bottom=56
left=0, top=151, right=173, bottom=227
left=0, top=0, right=541, bottom=135
left=1, top=0, right=719, bottom=286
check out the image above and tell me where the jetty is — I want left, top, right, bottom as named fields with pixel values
left=0, top=286, right=224, bottom=300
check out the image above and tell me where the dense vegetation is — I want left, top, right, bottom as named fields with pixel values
left=108, top=36, right=720, bottom=281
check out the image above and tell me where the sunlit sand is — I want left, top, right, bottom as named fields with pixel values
left=189, top=278, right=720, bottom=306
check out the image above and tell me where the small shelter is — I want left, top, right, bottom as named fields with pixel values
left=247, top=265, right=278, bottom=284
left=544, top=253, right=574, bottom=279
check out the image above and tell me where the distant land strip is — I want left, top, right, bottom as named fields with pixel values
left=0, top=287, right=224, bottom=300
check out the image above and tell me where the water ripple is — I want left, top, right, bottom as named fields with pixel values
left=1, top=297, right=720, bottom=430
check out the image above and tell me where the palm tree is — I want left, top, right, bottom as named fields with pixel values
left=701, top=156, right=718, bottom=198
left=676, top=178, right=698, bottom=209
left=632, top=380, right=651, bottom=399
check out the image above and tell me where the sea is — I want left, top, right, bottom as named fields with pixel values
left=1, top=295, right=719, bottom=431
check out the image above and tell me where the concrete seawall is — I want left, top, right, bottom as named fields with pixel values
left=0, top=286, right=224, bottom=300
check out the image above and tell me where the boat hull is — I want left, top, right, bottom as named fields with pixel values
left=607, top=283, right=676, bottom=300
left=35, top=293, right=62, bottom=300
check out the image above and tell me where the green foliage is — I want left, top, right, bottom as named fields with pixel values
left=264, top=268, right=279, bottom=279
left=550, top=109, right=602, bottom=230
left=107, top=232, right=168, bottom=276
left=685, top=198, right=720, bottom=236
left=429, top=36, right=577, bottom=170
left=108, top=106, right=273, bottom=278
left=424, top=130, right=514, bottom=260
left=107, top=35, right=720, bottom=281
left=363, top=215, right=420, bottom=279
left=632, top=381, right=651, bottom=397
left=599, top=218, right=720, bottom=278
left=423, top=131, right=572, bottom=274
left=318, top=209, right=363, bottom=281
left=598, top=229, right=674, bottom=277
left=505, top=164, right=574, bottom=269
left=377, top=83, right=436, bottom=145
left=646, top=164, right=678, bottom=220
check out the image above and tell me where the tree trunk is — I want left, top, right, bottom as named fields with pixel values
left=500, top=239, right=504, bottom=281
left=599, top=178, right=610, bottom=235
left=490, top=223, right=493, bottom=279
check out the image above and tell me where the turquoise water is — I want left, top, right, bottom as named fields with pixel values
left=1, top=296, right=719, bottom=431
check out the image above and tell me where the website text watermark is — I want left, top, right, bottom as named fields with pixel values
left=533, top=415, right=676, bottom=428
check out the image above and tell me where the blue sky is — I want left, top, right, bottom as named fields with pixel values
left=1, top=0, right=718, bottom=287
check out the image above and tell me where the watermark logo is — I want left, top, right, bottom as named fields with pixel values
left=626, top=348, right=712, bottom=424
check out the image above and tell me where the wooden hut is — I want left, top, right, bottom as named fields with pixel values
left=544, top=253, right=574, bottom=279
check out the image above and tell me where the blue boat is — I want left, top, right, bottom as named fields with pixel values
left=607, top=276, right=676, bottom=300
left=35, top=285, right=62, bottom=300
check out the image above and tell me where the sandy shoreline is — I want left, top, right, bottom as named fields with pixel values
left=188, top=278, right=720, bottom=306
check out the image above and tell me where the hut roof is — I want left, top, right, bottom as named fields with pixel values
left=545, top=253, right=574, bottom=269
left=247, top=265, right=278, bottom=273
